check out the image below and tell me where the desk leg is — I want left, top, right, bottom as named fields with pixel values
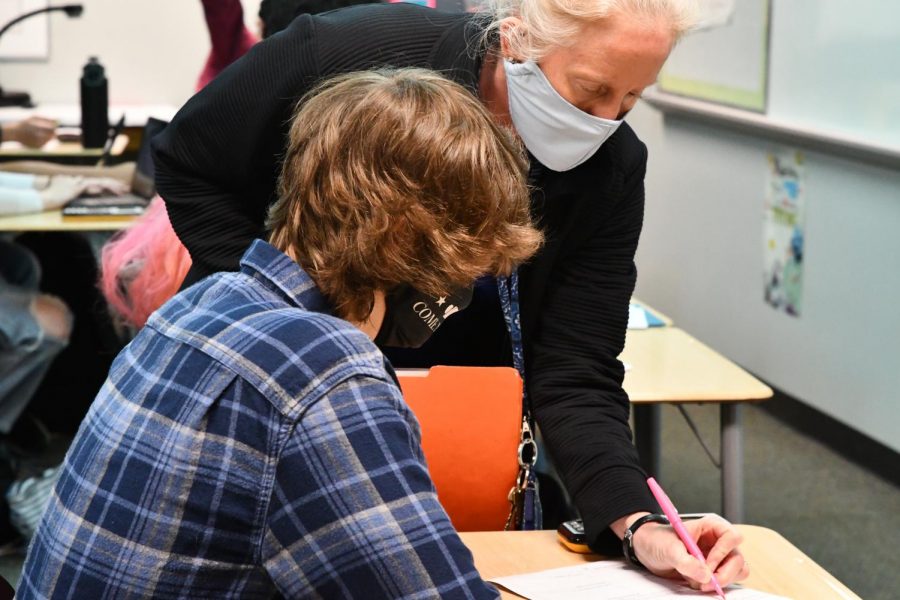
left=721, top=404, right=744, bottom=523
left=633, top=404, right=661, bottom=478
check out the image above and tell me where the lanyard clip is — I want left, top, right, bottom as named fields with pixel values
left=517, top=416, right=538, bottom=468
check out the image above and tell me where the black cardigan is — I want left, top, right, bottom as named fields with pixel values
left=153, top=3, right=658, bottom=553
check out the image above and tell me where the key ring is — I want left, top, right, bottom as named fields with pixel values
left=517, top=417, right=538, bottom=467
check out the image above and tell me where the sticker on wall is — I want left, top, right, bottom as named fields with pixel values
left=763, top=150, right=806, bottom=317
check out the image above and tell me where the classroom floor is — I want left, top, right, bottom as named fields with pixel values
left=658, top=402, right=899, bottom=600
left=2, top=402, right=897, bottom=598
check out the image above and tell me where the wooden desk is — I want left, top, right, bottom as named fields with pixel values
left=0, top=134, right=129, bottom=162
left=621, top=327, right=773, bottom=523
left=0, top=209, right=135, bottom=232
left=0, top=104, right=178, bottom=128
left=460, top=527, right=860, bottom=600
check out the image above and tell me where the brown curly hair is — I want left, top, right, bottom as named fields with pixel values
left=267, top=68, right=542, bottom=321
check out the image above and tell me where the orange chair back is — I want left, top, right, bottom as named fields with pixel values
left=398, top=366, right=522, bottom=532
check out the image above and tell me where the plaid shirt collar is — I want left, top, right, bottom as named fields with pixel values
left=239, top=239, right=333, bottom=316
left=242, top=240, right=405, bottom=396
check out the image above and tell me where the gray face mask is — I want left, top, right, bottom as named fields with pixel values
left=504, top=60, right=623, bottom=172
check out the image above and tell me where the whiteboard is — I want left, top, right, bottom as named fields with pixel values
left=652, top=0, right=900, bottom=155
left=767, top=0, right=900, bottom=148
left=658, top=0, right=770, bottom=112
left=0, top=0, right=49, bottom=60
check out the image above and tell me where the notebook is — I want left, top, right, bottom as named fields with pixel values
left=628, top=302, right=666, bottom=329
left=62, top=118, right=166, bottom=217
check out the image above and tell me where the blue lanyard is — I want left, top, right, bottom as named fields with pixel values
left=497, top=271, right=529, bottom=417
left=498, top=269, right=542, bottom=531
left=499, top=159, right=543, bottom=391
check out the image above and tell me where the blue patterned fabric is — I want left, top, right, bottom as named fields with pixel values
left=19, top=239, right=497, bottom=600
left=497, top=271, right=542, bottom=531
left=496, top=273, right=525, bottom=382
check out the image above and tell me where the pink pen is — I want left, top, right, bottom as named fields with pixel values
left=647, top=477, right=726, bottom=599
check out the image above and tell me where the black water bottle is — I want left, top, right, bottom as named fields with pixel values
left=80, top=57, right=108, bottom=148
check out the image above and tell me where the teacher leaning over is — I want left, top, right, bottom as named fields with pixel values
left=153, top=0, right=748, bottom=591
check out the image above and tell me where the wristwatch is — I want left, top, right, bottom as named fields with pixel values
left=622, top=513, right=669, bottom=569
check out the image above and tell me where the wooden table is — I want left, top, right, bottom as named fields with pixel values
left=621, top=327, right=773, bottom=523
left=0, top=209, right=135, bottom=232
left=460, top=527, right=860, bottom=600
left=0, top=134, right=129, bottom=164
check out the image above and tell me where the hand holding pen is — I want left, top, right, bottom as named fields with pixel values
left=628, top=478, right=749, bottom=595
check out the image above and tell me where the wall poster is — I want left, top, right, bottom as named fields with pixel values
left=763, top=149, right=806, bottom=317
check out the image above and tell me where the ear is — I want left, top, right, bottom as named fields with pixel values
left=499, top=17, right=527, bottom=62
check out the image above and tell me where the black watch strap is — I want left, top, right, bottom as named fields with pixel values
left=622, top=513, right=669, bottom=569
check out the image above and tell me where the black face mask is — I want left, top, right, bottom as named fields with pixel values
left=374, top=285, right=474, bottom=349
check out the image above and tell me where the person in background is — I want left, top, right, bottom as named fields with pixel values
left=3, top=2, right=245, bottom=478
left=0, top=117, right=56, bottom=149
left=152, top=0, right=750, bottom=591
left=99, top=199, right=192, bottom=329
left=0, top=171, right=125, bottom=217
left=0, top=167, right=120, bottom=447
left=20, top=68, right=540, bottom=599
left=0, top=167, right=125, bottom=523
left=196, top=0, right=259, bottom=90
left=0, top=239, right=72, bottom=548
left=0, top=242, right=71, bottom=439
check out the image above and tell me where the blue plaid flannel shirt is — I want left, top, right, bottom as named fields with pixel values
left=20, top=240, right=498, bottom=600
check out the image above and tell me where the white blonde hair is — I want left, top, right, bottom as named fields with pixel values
left=481, top=0, right=699, bottom=61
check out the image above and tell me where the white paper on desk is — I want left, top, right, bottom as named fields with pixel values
left=489, top=561, right=791, bottom=600
left=628, top=304, right=649, bottom=329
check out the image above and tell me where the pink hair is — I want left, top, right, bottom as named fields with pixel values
left=99, top=197, right=192, bottom=328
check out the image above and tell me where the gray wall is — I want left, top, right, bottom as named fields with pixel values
left=629, top=101, right=900, bottom=453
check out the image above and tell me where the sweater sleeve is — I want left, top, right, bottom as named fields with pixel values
left=152, top=15, right=321, bottom=279
left=526, top=142, right=660, bottom=555
left=0, top=187, right=42, bottom=216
